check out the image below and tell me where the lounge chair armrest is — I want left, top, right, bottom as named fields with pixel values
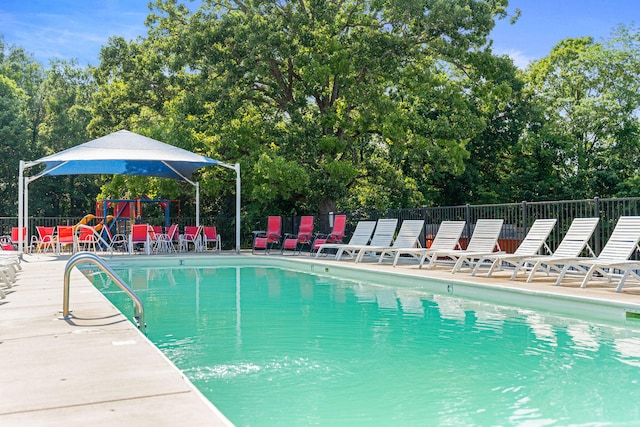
left=253, top=230, right=280, bottom=241
left=314, top=232, right=342, bottom=243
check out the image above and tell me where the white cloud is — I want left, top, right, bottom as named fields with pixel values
left=495, top=48, right=536, bottom=70
left=1, top=2, right=149, bottom=66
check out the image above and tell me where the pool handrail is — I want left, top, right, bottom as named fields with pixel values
left=62, top=251, right=145, bottom=333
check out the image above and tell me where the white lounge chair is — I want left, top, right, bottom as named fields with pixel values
left=103, top=225, right=129, bottom=253
left=352, top=219, right=424, bottom=263
left=0, top=249, right=20, bottom=296
left=391, top=221, right=466, bottom=267
left=467, top=218, right=558, bottom=276
left=315, top=220, right=376, bottom=258
left=422, top=219, right=504, bottom=270
left=510, top=217, right=599, bottom=282
left=0, top=260, right=16, bottom=292
left=335, top=219, right=398, bottom=261
left=0, top=249, right=21, bottom=270
left=552, top=216, right=640, bottom=291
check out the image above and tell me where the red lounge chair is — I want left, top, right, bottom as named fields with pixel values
left=156, top=223, right=179, bottom=253
left=11, top=227, right=27, bottom=250
left=282, top=216, right=315, bottom=255
left=311, top=215, right=346, bottom=254
left=76, top=225, right=98, bottom=252
left=56, top=225, right=76, bottom=254
left=129, top=224, right=153, bottom=254
left=203, top=226, right=221, bottom=251
left=35, top=226, right=56, bottom=253
left=166, top=224, right=179, bottom=244
left=148, top=225, right=163, bottom=251
left=180, top=226, right=203, bottom=252
left=252, top=216, right=282, bottom=254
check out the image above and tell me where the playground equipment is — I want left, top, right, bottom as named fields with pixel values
left=28, top=198, right=181, bottom=253
left=75, top=214, right=114, bottom=231
left=95, top=197, right=181, bottom=233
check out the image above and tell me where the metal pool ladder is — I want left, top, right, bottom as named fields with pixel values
left=62, top=251, right=145, bottom=333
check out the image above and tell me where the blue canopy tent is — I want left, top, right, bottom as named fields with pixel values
left=18, top=130, right=241, bottom=253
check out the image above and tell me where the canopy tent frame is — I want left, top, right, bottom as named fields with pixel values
left=18, top=130, right=241, bottom=254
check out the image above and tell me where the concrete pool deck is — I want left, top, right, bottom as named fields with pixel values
left=0, top=253, right=232, bottom=427
left=3, top=251, right=640, bottom=426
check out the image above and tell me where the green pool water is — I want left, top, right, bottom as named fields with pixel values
left=92, top=264, right=640, bottom=426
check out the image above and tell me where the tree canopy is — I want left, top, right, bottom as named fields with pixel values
left=0, top=36, right=103, bottom=217
left=90, top=0, right=517, bottom=217
left=522, top=28, right=640, bottom=199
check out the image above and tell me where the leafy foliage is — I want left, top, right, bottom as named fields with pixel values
left=521, top=27, right=640, bottom=199
left=91, top=0, right=512, bottom=216
left=0, top=39, right=101, bottom=216
left=1, top=9, right=639, bottom=227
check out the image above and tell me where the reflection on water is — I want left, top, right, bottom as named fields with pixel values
left=93, top=265, right=640, bottom=427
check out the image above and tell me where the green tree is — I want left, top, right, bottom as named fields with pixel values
left=0, top=40, right=47, bottom=152
left=92, top=0, right=513, bottom=221
left=29, top=60, right=100, bottom=217
left=423, top=51, right=528, bottom=205
left=1, top=36, right=101, bottom=216
left=0, top=38, right=44, bottom=215
left=0, top=74, right=29, bottom=215
left=521, top=27, right=640, bottom=199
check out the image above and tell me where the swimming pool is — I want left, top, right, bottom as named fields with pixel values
left=92, top=257, right=640, bottom=426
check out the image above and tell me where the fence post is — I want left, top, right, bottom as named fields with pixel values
left=465, top=204, right=471, bottom=240
left=291, top=213, right=297, bottom=236
left=521, top=200, right=527, bottom=240
left=594, top=197, right=601, bottom=254
left=421, top=207, right=427, bottom=248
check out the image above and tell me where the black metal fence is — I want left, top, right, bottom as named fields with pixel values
left=4, top=197, right=640, bottom=253
left=254, top=197, right=640, bottom=256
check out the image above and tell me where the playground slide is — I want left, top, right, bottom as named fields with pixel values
left=74, top=214, right=115, bottom=231
left=76, top=214, right=96, bottom=228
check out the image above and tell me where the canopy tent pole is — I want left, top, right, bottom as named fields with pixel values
left=196, top=182, right=200, bottom=226
left=235, top=163, right=241, bottom=254
left=24, top=181, right=29, bottom=253
left=18, top=161, right=24, bottom=253
left=19, top=160, right=58, bottom=253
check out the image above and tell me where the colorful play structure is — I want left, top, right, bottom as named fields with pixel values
left=94, top=197, right=181, bottom=234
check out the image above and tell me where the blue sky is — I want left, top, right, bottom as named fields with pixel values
left=0, top=0, right=637, bottom=68
left=492, top=0, right=639, bottom=67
